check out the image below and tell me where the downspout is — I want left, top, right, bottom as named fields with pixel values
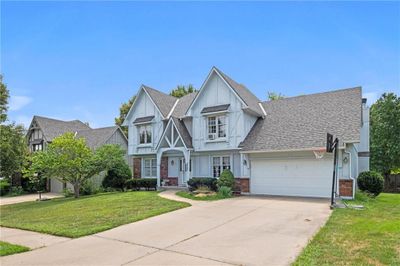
left=344, top=144, right=355, bottom=199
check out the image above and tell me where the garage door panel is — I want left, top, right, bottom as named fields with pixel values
left=250, top=158, right=333, bottom=198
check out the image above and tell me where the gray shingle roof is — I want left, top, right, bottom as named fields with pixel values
left=171, top=117, right=193, bottom=149
left=172, top=92, right=198, bottom=118
left=76, top=126, right=121, bottom=149
left=33, top=116, right=91, bottom=141
left=133, top=116, right=155, bottom=124
left=214, top=67, right=263, bottom=116
left=143, top=85, right=178, bottom=118
left=239, top=87, right=362, bottom=152
left=201, top=104, right=230, bottom=114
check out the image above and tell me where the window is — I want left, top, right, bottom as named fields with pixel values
left=144, top=158, right=156, bottom=177
left=207, top=115, right=226, bottom=140
left=139, top=125, right=152, bottom=144
left=32, top=144, right=42, bottom=152
left=212, top=156, right=230, bottom=177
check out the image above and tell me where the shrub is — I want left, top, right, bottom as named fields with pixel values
left=62, top=188, right=74, bottom=197
left=125, top=178, right=157, bottom=191
left=217, top=169, right=235, bottom=190
left=218, top=186, right=232, bottom=198
left=9, top=186, right=24, bottom=196
left=0, top=179, right=10, bottom=196
left=357, top=171, right=384, bottom=196
left=187, top=177, right=217, bottom=192
left=21, top=176, right=47, bottom=193
left=80, top=180, right=98, bottom=195
left=102, top=162, right=132, bottom=190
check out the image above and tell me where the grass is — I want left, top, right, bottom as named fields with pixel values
left=0, top=191, right=190, bottom=238
left=176, top=191, right=231, bottom=201
left=293, top=193, right=400, bottom=266
left=0, top=241, right=30, bottom=256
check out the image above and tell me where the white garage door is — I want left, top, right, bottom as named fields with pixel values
left=250, top=157, right=333, bottom=198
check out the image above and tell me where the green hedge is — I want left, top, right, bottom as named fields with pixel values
left=357, top=171, right=384, bottom=196
left=125, top=178, right=157, bottom=191
left=187, top=177, right=218, bottom=192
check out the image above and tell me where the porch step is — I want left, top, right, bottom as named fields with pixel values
left=160, top=186, right=188, bottom=191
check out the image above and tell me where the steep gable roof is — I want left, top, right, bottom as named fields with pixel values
left=142, top=85, right=178, bottom=118
left=33, top=116, right=91, bottom=141
left=213, top=67, right=264, bottom=116
left=171, top=91, right=198, bottom=118
left=239, top=87, right=362, bottom=152
left=76, top=126, right=125, bottom=149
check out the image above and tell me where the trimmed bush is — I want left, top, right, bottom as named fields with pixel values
left=102, top=162, right=132, bottom=190
left=187, top=177, right=217, bottom=192
left=217, top=169, right=235, bottom=190
left=217, top=186, right=232, bottom=198
left=0, top=180, right=10, bottom=196
left=357, top=171, right=384, bottom=196
left=125, top=178, right=157, bottom=191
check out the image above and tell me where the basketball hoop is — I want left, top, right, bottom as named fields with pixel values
left=313, top=148, right=326, bottom=159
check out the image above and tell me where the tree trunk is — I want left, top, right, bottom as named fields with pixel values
left=73, top=183, right=80, bottom=198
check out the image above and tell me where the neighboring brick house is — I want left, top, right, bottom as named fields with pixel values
left=26, top=116, right=130, bottom=193
left=122, top=67, right=369, bottom=199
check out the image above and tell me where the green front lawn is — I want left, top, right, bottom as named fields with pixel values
left=293, top=193, right=400, bottom=265
left=0, top=241, right=29, bottom=256
left=0, top=191, right=190, bottom=238
left=176, top=191, right=231, bottom=201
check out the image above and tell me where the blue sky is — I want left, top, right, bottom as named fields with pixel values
left=2, top=1, right=399, bottom=128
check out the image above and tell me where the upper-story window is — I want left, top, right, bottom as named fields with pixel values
left=207, top=115, right=226, bottom=140
left=139, top=125, right=152, bottom=144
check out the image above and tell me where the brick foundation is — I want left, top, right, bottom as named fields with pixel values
left=160, top=157, right=168, bottom=179
left=162, top=177, right=178, bottom=186
left=339, top=179, right=353, bottom=197
left=234, top=178, right=250, bottom=193
left=133, top=158, right=141, bottom=178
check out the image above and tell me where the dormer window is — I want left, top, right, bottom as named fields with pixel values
left=139, top=125, right=152, bottom=144
left=207, top=115, right=226, bottom=140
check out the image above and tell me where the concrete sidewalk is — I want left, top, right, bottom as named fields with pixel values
left=0, top=193, right=63, bottom=206
left=1, top=191, right=331, bottom=265
left=0, top=227, right=70, bottom=249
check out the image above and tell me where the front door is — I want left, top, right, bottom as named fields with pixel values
left=179, top=158, right=185, bottom=185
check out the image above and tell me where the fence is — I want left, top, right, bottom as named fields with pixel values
left=384, top=174, right=400, bottom=193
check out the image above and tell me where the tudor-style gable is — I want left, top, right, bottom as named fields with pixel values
left=185, top=68, right=261, bottom=151
left=123, top=85, right=176, bottom=155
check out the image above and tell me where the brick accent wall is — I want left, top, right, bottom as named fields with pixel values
left=234, top=178, right=250, bottom=193
left=160, top=157, right=168, bottom=179
left=133, top=158, right=141, bottom=178
left=162, top=177, right=178, bottom=186
left=339, top=179, right=353, bottom=197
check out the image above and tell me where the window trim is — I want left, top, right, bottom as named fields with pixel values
left=143, top=158, right=157, bottom=178
left=206, top=114, right=227, bottom=141
left=137, top=123, right=153, bottom=145
left=211, top=156, right=231, bottom=178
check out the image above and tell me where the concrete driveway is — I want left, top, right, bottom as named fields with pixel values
left=1, top=191, right=331, bottom=266
left=0, top=193, right=62, bottom=206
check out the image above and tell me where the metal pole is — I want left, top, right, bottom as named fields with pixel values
left=330, top=138, right=338, bottom=207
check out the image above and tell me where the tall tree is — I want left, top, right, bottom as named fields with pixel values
left=115, top=95, right=136, bottom=136
left=0, top=74, right=9, bottom=123
left=0, top=123, right=27, bottom=180
left=267, top=91, right=284, bottom=101
left=370, top=93, right=400, bottom=175
left=170, top=84, right=196, bottom=98
left=25, top=133, right=124, bottom=198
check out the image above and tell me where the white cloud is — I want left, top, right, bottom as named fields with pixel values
left=14, top=115, right=32, bottom=128
left=9, top=95, right=33, bottom=111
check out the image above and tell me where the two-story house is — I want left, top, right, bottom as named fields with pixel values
left=26, top=115, right=129, bottom=193
left=123, top=67, right=369, bottom=198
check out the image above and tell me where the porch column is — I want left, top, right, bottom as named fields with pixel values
left=183, top=150, right=190, bottom=184
left=156, top=150, right=162, bottom=188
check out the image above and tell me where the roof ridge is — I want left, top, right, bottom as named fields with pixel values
left=142, top=84, right=177, bottom=100
left=261, top=86, right=362, bottom=104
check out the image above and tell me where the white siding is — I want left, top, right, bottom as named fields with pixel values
left=188, top=72, right=258, bottom=151
left=191, top=151, right=241, bottom=178
left=126, top=89, right=164, bottom=155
